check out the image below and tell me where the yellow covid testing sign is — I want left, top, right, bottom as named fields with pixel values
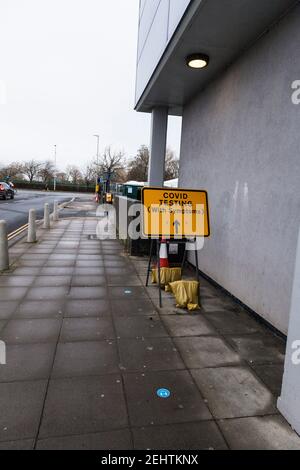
left=142, top=188, right=210, bottom=238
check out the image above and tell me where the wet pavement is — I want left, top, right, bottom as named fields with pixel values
left=0, top=198, right=300, bottom=450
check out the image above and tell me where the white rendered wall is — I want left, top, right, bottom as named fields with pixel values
left=179, top=7, right=300, bottom=334
left=278, top=226, right=300, bottom=434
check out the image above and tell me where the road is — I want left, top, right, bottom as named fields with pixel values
left=0, top=190, right=75, bottom=234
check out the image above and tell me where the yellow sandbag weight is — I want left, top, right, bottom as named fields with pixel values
left=151, top=267, right=182, bottom=287
left=168, top=280, right=200, bottom=311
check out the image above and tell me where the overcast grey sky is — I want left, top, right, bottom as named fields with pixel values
left=0, top=0, right=182, bottom=171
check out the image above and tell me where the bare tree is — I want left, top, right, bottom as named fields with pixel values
left=0, top=162, right=23, bottom=180
left=66, top=165, right=83, bottom=184
left=82, top=163, right=96, bottom=187
left=99, top=146, right=125, bottom=182
left=56, top=171, right=68, bottom=183
left=126, top=145, right=149, bottom=182
left=126, top=146, right=179, bottom=182
left=114, top=167, right=127, bottom=183
left=165, top=148, right=179, bottom=180
left=22, top=159, right=42, bottom=182
left=38, top=160, right=55, bottom=186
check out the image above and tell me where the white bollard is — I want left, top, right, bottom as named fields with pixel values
left=53, top=201, right=59, bottom=222
left=43, top=203, right=50, bottom=229
left=27, top=209, right=37, bottom=243
left=0, top=220, right=9, bottom=271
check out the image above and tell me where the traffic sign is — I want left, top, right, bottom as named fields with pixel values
left=142, top=187, right=210, bottom=238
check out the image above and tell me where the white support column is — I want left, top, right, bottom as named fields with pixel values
left=148, top=107, right=168, bottom=186
left=278, top=226, right=300, bottom=435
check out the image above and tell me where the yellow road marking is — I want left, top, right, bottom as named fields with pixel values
left=7, top=224, right=28, bottom=241
left=7, top=223, right=28, bottom=237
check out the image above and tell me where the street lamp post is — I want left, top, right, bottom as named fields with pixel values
left=53, top=144, right=57, bottom=192
left=93, top=134, right=100, bottom=178
left=93, top=135, right=100, bottom=202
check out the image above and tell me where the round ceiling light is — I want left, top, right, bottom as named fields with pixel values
left=186, top=53, right=209, bottom=69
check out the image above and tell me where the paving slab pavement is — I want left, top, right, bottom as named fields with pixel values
left=0, top=198, right=300, bottom=450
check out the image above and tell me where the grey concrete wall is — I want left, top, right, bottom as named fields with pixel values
left=179, top=5, right=300, bottom=334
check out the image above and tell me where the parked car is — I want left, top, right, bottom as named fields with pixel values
left=0, top=182, right=15, bottom=200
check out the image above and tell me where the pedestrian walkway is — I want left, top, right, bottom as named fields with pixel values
left=0, top=198, right=300, bottom=450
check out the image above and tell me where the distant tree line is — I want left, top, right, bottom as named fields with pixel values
left=127, top=146, right=179, bottom=182
left=0, top=145, right=179, bottom=189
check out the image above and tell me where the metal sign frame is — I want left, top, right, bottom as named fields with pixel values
left=145, top=238, right=200, bottom=308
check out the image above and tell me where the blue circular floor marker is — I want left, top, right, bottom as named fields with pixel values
left=157, top=388, right=171, bottom=399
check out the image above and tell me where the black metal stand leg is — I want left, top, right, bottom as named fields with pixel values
left=157, top=241, right=162, bottom=308
left=146, top=239, right=154, bottom=287
left=181, top=245, right=187, bottom=272
left=194, top=242, right=200, bottom=308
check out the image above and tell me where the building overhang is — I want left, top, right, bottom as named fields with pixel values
left=135, top=0, right=298, bottom=116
